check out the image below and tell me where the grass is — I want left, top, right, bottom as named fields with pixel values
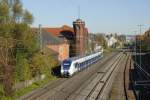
left=1, top=75, right=57, bottom=100
left=104, top=48, right=114, bottom=53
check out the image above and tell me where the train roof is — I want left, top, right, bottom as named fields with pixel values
left=66, top=51, right=102, bottom=61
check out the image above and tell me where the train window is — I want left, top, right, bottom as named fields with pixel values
left=86, top=60, right=88, bottom=64
left=79, top=63, right=81, bottom=67
left=75, top=63, right=78, bottom=68
left=82, top=62, right=84, bottom=66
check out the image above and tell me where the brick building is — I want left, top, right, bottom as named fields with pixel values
left=32, top=28, right=69, bottom=61
left=73, top=19, right=88, bottom=56
left=42, top=30, right=69, bottom=61
left=32, top=19, right=88, bottom=61
left=43, top=25, right=75, bottom=57
left=43, top=19, right=89, bottom=57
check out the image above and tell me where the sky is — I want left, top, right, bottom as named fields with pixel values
left=22, top=0, right=150, bottom=35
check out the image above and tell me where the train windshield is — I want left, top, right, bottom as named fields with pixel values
left=63, top=60, right=71, bottom=70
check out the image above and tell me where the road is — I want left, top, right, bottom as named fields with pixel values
left=20, top=52, right=129, bottom=100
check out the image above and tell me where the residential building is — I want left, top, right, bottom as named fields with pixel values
left=105, top=34, right=118, bottom=47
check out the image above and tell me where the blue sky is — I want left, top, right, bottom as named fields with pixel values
left=22, top=0, right=150, bottom=34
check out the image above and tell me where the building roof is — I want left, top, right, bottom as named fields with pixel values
left=43, top=25, right=74, bottom=36
left=32, top=28, right=68, bottom=45
left=42, top=30, right=67, bottom=45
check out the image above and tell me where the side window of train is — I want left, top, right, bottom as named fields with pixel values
left=75, top=63, right=78, bottom=68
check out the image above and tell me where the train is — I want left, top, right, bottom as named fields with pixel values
left=61, top=50, right=103, bottom=77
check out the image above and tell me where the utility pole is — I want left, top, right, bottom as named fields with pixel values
left=137, top=25, right=144, bottom=67
left=39, top=24, right=43, bottom=53
left=134, top=31, right=137, bottom=63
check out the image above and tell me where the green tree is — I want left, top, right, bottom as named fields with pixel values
left=12, top=0, right=23, bottom=22
left=0, top=0, right=35, bottom=96
left=23, top=10, right=33, bottom=25
left=0, top=0, right=9, bottom=23
left=31, top=53, right=58, bottom=77
left=16, top=52, right=31, bottom=81
left=95, top=34, right=108, bottom=49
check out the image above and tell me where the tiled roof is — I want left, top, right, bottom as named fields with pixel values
left=42, top=30, right=67, bottom=45
left=43, top=25, right=74, bottom=36
left=43, top=28, right=61, bottom=36
left=31, top=28, right=68, bottom=45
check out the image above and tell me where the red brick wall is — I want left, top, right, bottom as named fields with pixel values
left=47, top=43, right=69, bottom=61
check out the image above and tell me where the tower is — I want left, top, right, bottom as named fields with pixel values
left=73, top=19, right=88, bottom=56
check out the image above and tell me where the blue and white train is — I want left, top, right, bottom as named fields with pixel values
left=61, top=50, right=103, bottom=77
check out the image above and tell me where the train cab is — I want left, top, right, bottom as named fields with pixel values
left=61, top=60, right=72, bottom=76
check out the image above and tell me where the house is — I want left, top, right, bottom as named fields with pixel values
left=33, top=29, right=69, bottom=62
left=105, top=34, right=118, bottom=47
left=43, top=25, right=75, bottom=57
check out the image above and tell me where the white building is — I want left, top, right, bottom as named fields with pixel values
left=105, top=35, right=118, bottom=47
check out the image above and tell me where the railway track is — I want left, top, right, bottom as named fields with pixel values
left=95, top=53, right=125, bottom=100
left=66, top=53, right=125, bottom=100
left=20, top=52, right=122, bottom=100
left=124, top=53, right=138, bottom=100
left=109, top=52, right=137, bottom=100
left=123, top=54, right=130, bottom=100
left=66, top=53, right=123, bottom=100
left=48, top=52, right=122, bottom=100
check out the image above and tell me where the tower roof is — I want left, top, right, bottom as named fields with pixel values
left=76, top=19, right=82, bottom=22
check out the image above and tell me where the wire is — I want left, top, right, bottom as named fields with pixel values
left=135, top=62, right=150, bottom=79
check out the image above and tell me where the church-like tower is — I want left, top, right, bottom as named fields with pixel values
left=73, top=19, right=88, bottom=56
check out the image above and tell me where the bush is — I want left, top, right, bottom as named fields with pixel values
left=15, top=52, right=31, bottom=82
left=31, top=53, right=59, bottom=77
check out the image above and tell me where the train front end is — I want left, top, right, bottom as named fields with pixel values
left=61, top=60, right=72, bottom=77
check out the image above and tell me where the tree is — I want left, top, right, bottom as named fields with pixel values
left=0, top=0, right=34, bottom=96
left=31, top=53, right=58, bottom=77
left=0, top=0, right=58, bottom=97
left=15, top=52, right=31, bottom=81
left=95, top=33, right=108, bottom=49
left=0, top=0, right=9, bottom=23
left=12, top=0, right=23, bottom=22
left=23, top=10, right=33, bottom=25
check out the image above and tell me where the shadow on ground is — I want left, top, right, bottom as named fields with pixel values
left=51, top=65, right=61, bottom=78
left=129, top=52, right=150, bottom=100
